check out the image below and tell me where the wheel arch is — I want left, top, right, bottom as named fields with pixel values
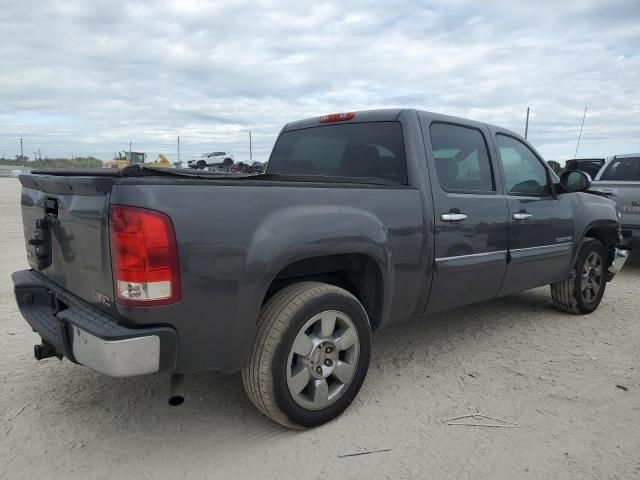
left=240, top=204, right=393, bottom=329
left=578, top=219, right=620, bottom=267
left=261, top=253, right=386, bottom=330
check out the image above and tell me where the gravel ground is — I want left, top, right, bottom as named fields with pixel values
left=1, top=177, right=639, bottom=480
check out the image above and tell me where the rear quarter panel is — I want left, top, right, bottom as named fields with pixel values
left=109, top=181, right=429, bottom=372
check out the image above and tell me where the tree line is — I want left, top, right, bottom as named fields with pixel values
left=0, top=155, right=102, bottom=168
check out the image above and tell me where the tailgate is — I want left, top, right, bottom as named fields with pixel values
left=19, top=174, right=115, bottom=314
left=593, top=181, right=640, bottom=227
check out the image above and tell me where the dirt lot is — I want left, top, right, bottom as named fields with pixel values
left=0, top=177, right=638, bottom=480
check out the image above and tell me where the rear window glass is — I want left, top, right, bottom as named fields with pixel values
left=600, top=157, right=640, bottom=181
left=565, top=159, right=604, bottom=178
left=267, top=122, right=408, bottom=185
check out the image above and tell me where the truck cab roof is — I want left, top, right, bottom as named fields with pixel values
left=282, top=108, right=521, bottom=139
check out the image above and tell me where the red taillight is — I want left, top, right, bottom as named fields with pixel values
left=109, top=205, right=180, bottom=306
left=319, top=112, right=355, bottom=123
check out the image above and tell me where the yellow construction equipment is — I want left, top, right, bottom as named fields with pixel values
left=103, top=151, right=173, bottom=169
left=146, top=154, right=172, bottom=168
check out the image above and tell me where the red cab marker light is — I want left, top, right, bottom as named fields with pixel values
left=319, top=112, right=355, bottom=123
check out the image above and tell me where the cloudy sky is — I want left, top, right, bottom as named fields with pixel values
left=1, top=0, right=638, bottom=163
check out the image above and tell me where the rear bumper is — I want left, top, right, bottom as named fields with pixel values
left=12, top=270, right=177, bottom=377
left=619, top=226, right=640, bottom=249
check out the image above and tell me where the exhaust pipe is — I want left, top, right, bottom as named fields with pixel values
left=168, top=373, right=185, bottom=406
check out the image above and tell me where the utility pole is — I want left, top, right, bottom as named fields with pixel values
left=177, top=136, right=180, bottom=164
left=574, top=106, right=588, bottom=159
left=38, top=149, right=42, bottom=161
left=129, top=141, right=132, bottom=162
left=524, top=107, right=530, bottom=140
left=20, top=137, right=24, bottom=166
left=249, top=131, right=253, bottom=161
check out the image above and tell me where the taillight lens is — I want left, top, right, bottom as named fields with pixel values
left=109, top=205, right=180, bottom=306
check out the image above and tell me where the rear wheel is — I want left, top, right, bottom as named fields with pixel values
left=242, top=282, right=371, bottom=429
left=551, top=239, right=607, bottom=314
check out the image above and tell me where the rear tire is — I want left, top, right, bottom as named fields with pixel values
left=551, top=239, right=607, bottom=314
left=242, top=282, right=372, bottom=429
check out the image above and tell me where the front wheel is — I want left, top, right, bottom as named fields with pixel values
left=242, top=282, right=372, bottom=429
left=551, top=239, right=607, bottom=314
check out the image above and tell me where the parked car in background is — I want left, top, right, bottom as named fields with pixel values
left=188, top=151, right=234, bottom=170
left=248, top=161, right=264, bottom=173
left=565, top=158, right=605, bottom=179
left=593, top=153, right=640, bottom=249
left=12, top=109, right=629, bottom=429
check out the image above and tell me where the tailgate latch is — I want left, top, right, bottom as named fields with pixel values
left=28, top=217, right=53, bottom=270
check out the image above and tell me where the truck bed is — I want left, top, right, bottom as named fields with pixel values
left=18, top=166, right=427, bottom=372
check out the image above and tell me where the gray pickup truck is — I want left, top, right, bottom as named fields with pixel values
left=592, top=153, right=640, bottom=249
left=12, top=109, right=629, bottom=429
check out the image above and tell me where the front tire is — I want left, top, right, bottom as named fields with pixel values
left=242, top=282, right=372, bottom=429
left=551, top=239, right=607, bottom=314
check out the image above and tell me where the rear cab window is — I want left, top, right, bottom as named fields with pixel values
left=600, top=157, right=640, bottom=181
left=267, top=122, right=408, bottom=185
left=565, top=159, right=604, bottom=179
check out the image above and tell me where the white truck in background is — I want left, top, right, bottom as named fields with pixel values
left=593, top=153, right=640, bottom=249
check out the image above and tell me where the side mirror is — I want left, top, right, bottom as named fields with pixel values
left=560, top=170, right=592, bottom=192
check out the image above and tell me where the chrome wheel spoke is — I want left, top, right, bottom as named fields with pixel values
left=292, top=332, right=313, bottom=356
left=319, top=313, right=337, bottom=338
left=333, top=327, right=357, bottom=351
left=289, top=364, right=311, bottom=394
left=310, top=379, right=329, bottom=405
left=333, top=360, right=355, bottom=384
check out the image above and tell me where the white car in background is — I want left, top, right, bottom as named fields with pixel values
left=188, top=152, right=234, bottom=170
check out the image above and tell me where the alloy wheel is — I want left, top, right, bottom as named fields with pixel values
left=286, top=310, right=360, bottom=410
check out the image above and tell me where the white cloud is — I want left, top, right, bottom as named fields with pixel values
left=0, top=0, right=638, bottom=162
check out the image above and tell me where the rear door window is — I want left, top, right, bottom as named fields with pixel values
left=268, top=122, right=408, bottom=185
left=430, top=123, right=495, bottom=193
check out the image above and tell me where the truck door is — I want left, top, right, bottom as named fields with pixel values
left=491, top=132, right=574, bottom=295
left=421, top=119, right=509, bottom=313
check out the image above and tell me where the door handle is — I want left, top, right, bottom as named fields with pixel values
left=441, top=213, right=468, bottom=222
left=513, top=212, right=532, bottom=220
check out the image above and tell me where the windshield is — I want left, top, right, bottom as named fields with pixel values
left=267, top=122, right=407, bottom=185
left=600, top=157, right=640, bottom=181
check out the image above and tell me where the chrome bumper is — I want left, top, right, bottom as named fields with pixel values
left=71, top=326, right=161, bottom=377
left=608, top=248, right=629, bottom=276
left=13, top=270, right=177, bottom=378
